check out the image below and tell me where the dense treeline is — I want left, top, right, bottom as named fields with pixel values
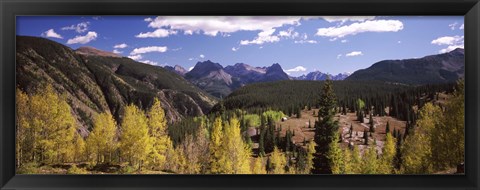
left=16, top=78, right=464, bottom=174
left=215, top=80, right=455, bottom=122
left=16, top=85, right=315, bottom=174
left=323, top=79, right=465, bottom=174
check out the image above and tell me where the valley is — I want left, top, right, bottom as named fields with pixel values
left=15, top=35, right=465, bottom=175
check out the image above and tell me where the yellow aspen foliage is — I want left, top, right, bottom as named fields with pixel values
left=29, top=85, right=76, bottom=164
left=209, top=117, right=223, bottom=173
left=432, top=80, right=464, bottom=170
left=269, top=146, right=286, bottom=174
left=73, top=133, right=86, bottom=163
left=170, top=146, right=187, bottom=174
left=162, top=136, right=177, bottom=172
left=86, top=112, right=117, bottom=164
left=342, top=147, right=353, bottom=174
left=16, top=88, right=31, bottom=166
left=379, top=133, right=396, bottom=174
left=361, top=146, right=379, bottom=174
left=305, top=140, right=316, bottom=174
left=350, top=145, right=362, bottom=173
left=401, top=103, right=441, bottom=174
left=146, top=98, right=170, bottom=169
left=120, top=104, right=152, bottom=170
left=252, top=157, right=266, bottom=174
left=328, top=133, right=344, bottom=174
left=220, top=117, right=252, bottom=174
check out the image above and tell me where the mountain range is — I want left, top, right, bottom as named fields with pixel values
left=16, top=36, right=217, bottom=136
left=15, top=36, right=465, bottom=133
left=295, top=71, right=351, bottom=81
left=345, top=48, right=465, bottom=85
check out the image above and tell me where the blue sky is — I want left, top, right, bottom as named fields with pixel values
left=17, top=16, right=464, bottom=76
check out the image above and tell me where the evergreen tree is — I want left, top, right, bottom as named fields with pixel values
left=364, top=129, right=369, bottom=145
left=313, top=79, right=338, bottom=174
left=386, top=121, right=391, bottom=134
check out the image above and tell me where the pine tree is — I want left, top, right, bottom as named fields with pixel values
left=386, top=121, right=391, bottom=134
left=317, top=79, right=337, bottom=119
left=364, top=129, right=369, bottom=145
left=313, top=79, right=338, bottom=174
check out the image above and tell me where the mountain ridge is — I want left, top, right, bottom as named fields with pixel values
left=345, top=48, right=464, bottom=85
left=16, top=35, right=217, bottom=136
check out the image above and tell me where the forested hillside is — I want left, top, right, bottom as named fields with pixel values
left=16, top=36, right=217, bottom=136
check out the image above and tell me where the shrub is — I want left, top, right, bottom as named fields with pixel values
left=67, top=165, right=89, bottom=174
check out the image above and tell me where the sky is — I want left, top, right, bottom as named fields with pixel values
left=17, top=16, right=464, bottom=77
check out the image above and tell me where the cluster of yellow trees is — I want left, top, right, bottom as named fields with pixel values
left=16, top=85, right=176, bottom=172
left=16, top=85, right=317, bottom=174
left=328, top=132, right=397, bottom=174
left=401, top=81, right=464, bottom=174
left=328, top=80, right=464, bottom=174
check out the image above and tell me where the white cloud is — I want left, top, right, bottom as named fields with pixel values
left=337, top=54, right=342, bottom=59
left=66, top=31, right=98, bottom=44
left=278, top=27, right=299, bottom=39
left=113, top=43, right=128, bottom=49
left=460, top=24, right=464, bottom=30
left=61, top=22, right=90, bottom=33
left=432, top=35, right=464, bottom=53
left=145, top=16, right=303, bottom=37
left=232, top=47, right=239, bottom=51
left=130, top=46, right=168, bottom=55
left=199, top=54, right=205, bottom=58
left=439, top=45, right=464, bottom=53
left=240, top=28, right=280, bottom=45
left=140, top=60, right=159, bottom=65
left=431, top=35, right=464, bottom=45
left=128, top=54, right=142, bottom=60
left=315, top=20, right=404, bottom=39
left=171, top=47, right=182, bottom=51
left=259, top=46, right=263, bottom=49
left=188, top=58, right=194, bottom=61
left=294, top=40, right=317, bottom=44
left=285, top=66, right=307, bottom=72
left=135, top=28, right=178, bottom=38
left=320, top=16, right=376, bottom=23
left=398, top=40, right=402, bottom=44
left=346, top=51, right=363, bottom=57
left=448, top=22, right=458, bottom=30
left=41, top=29, right=63, bottom=39
left=144, top=17, right=153, bottom=22
left=113, top=49, right=123, bottom=54
left=188, top=67, right=194, bottom=71
left=341, top=39, right=348, bottom=43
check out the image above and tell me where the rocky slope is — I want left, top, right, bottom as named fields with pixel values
left=16, top=36, right=217, bottom=136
